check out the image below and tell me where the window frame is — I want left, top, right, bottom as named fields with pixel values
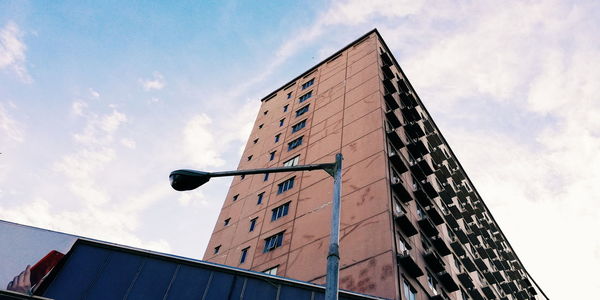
left=277, top=177, right=295, bottom=194
left=263, top=231, right=285, bottom=253
left=287, top=136, right=304, bottom=151
left=295, top=104, right=310, bottom=117
left=291, top=119, right=307, bottom=133
left=271, top=202, right=290, bottom=221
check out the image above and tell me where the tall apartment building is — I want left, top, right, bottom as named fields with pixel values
left=203, top=29, right=541, bottom=300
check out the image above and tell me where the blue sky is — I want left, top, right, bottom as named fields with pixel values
left=1, top=1, right=599, bottom=298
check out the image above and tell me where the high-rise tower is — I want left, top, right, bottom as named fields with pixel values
left=203, top=29, right=541, bottom=300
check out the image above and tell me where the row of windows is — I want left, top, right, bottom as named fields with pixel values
left=236, top=232, right=286, bottom=264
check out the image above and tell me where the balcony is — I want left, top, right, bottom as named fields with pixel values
left=435, top=164, right=451, bottom=180
left=388, top=149, right=408, bottom=174
left=393, top=210, right=418, bottom=237
left=430, top=147, right=448, bottom=166
left=423, top=249, right=445, bottom=272
left=423, top=119, right=435, bottom=134
left=481, top=285, right=498, bottom=299
left=447, top=157, right=459, bottom=171
left=438, top=190, right=455, bottom=206
left=444, top=213, right=459, bottom=229
left=398, top=91, right=419, bottom=107
left=380, top=52, right=392, bottom=66
left=450, top=237, right=466, bottom=256
left=448, top=205, right=463, bottom=220
left=397, top=78, right=411, bottom=94
left=483, top=270, right=496, bottom=284
left=385, top=109, right=402, bottom=128
left=391, top=177, right=413, bottom=203
left=468, top=287, right=486, bottom=300
left=457, top=272, right=474, bottom=289
left=493, top=271, right=506, bottom=283
left=386, top=129, right=405, bottom=150
left=516, top=290, right=529, bottom=300
left=460, top=255, right=477, bottom=272
left=397, top=250, right=424, bottom=277
left=381, top=65, right=394, bottom=80
left=407, top=139, right=429, bottom=158
left=421, top=179, right=439, bottom=200
left=426, top=133, right=443, bottom=148
left=425, top=205, right=444, bottom=226
left=474, top=256, right=487, bottom=271
left=401, top=106, right=422, bottom=123
left=384, top=93, right=399, bottom=110
left=414, top=186, right=431, bottom=208
left=455, top=229, right=469, bottom=244
left=409, top=159, right=435, bottom=182
left=431, top=236, right=451, bottom=256
left=404, top=122, right=426, bottom=140
left=436, top=271, right=459, bottom=292
left=382, top=78, right=397, bottom=94
left=418, top=216, right=440, bottom=237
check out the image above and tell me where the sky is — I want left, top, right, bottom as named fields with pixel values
left=1, top=0, right=599, bottom=298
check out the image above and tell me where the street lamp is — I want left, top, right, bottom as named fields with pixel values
left=170, top=153, right=343, bottom=300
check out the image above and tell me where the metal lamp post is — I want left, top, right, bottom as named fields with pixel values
left=169, top=153, right=343, bottom=300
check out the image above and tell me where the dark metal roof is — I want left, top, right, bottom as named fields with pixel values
left=37, top=239, right=384, bottom=300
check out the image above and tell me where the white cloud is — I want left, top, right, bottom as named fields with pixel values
left=140, top=71, right=166, bottom=91
left=181, top=114, right=226, bottom=168
left=120, top=138, right=136, bottom=149
left=0, top=103, right=24, bottom=143
left=89, top=88, right=100, bottom=99
left=71, top=101, right=87, bottom=116
left=0, top=21, right=31, bottom=82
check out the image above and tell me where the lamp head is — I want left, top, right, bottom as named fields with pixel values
left=169, top=169, right=212, bottom=191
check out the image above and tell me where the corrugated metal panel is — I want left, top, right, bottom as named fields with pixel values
left=38, top=240, right=384, bottom=300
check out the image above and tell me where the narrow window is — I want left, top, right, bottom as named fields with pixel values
left=277, top=177, right=295, bottom=194
left=295, top=104, right=310, bottom=117
left=275, top=134, right=281, bottom=143
left=264, top=110, right=268, bottom=115
left=283, top=155, right=300, bottom=167
left=298, top=91, right=312, bottom=103
left=287, top=136, right=303, bottom=151
left=270, top=151, right=276, bottom=161
left=283, top=105, right=288, bottom=112
left=240, top=247, right=249, bottom=264
left=301, top=78, right=314, bottom=90
left=258, top=124, right=264, bottom=129
left=287, top=92, right=292, bottom=99
left=257, top=192, right=264, bottom=204
left=271, top=202, right=290, bottom=221
left=253, top=138, right=259, bottom=144
left=240, top=174, right=245, bottom=180
left=280, top=118, right=285, bottom=127
left=232, top=194, right=239, bottom=201
left=403, top=280, right=417, bottom=300
left=263, top=266, right=278, bottom=275
left=224, top=218, right=231, bottom=226
left=247, top=155, right=253, bottom=161
left=214, top=245, right=221, bottom=254
left=427, top=272, right=438, bottom=295
left=291, top=119, right=307, bottom=133
left=249, top=217, right=258, bottom=232
left=264, top=231, right=284, bottom=252
left=263, top=173, right=269, bottom=181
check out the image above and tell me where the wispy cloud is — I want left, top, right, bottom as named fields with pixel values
left=0, top=21, right=31, bottom=82
left=0, top=102, right=24, bottom=143
left=139, top=71, right=166, bottom=91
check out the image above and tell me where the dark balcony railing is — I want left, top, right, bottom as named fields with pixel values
left=386, top=129, right=405, bottom=149
left=493, top=271, right=506, bottom=283
left=404, top=122, right=426, bottom=140
left=483, top=270, right=497, bottom=284
left=385, top=110, right=402, bottom=129
left=436, top=271, right=459, bottom=292
left=397, top=78, right=410, bottom=94
left=397, top=250, right=424, bottom=278
left=401, top=106, right=422, bottom=123
left=426, top=133, right=443, bottom=148
left=393, top=210, right=418, bottom=237
left=431, top=236, right=451, bottom=256
left=391, top=177, right=413, bottom=203
left=460, top=255, right=477, bottom=272
left=457, top=272, right=474, bottom=289
left=450, top=237, right=466, bottom=256
left=388, top=148, right=408, bottom=174
left=382, top=78, right=397, bottom=94
left=384, top=93, right=399, bottom=110
left=468, top=287, right=486, bottom=300
left=481, top=285, right=498, bottom=299
left=423, top=249, right=445, bottom=272
left=421, top=179, right=439, bottom=200
left=381, top=65, right=394, bottom=80
left=413, top=186, right=431, bottom=208
left=407, top=139, right=429, bottom=159
left=425, top=205, right=444, bottom=225
left=417, top=217, right=439, bottom=237
left=380, top=52, right=393, bottom=66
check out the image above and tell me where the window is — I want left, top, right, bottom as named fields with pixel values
left=416, top=205, right=425, bottom=220
left=264, top=231, right=284, bottom=252
left=233, top=194, right=239, bottom=201
left=271, top=202, right=290, bottom=221
left=283, top=155, right=300, bottom=167
left=403, top=280, right=417, bottom=300
left=247, top=155, right=253, bottom=161
left=258, top=124, right=264, bottom=129
left=264, top=110, right=268, bottom=115
left=296, top=105, right=310, bottom=117
left=298, top=91, right=312, bottom=103
left=287, top=92, right=292, bottom=99
left=240, top=174, right=245, bottom=180
left=291, top=119, right=306, bottom=133
left=275, top=134, right=281, bottom=143
left=263, top=266, right=278, bottom=275
left=283, top=105, right=288, bottom=112
left=461, top=289, right=470, bottom=300
left=427, top=272, right=438, bottom=295
left=301, top=78, right=314, bottom=90
left=253, top=138, right=259, bottom=144
left=257, top=192, right=264, bottom=204
left=224, top=218, right=231, bottom=226
left=288, top=136, right=303, bottom=151
left=277, top=177, right=295, bottom=194
left=214, top=245, right=221, bottom=254
left=249, top=218, right=258, bottom=232
left=270, top=151, right=276, bottom=161
left=280, top=119, right=285, bottom=127
left=264, top=173, right=269, bottom=181
left=240, top=247, right=249, bottom=264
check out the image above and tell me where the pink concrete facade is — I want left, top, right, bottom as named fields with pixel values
left=203, top=30, right=539, bottom=300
